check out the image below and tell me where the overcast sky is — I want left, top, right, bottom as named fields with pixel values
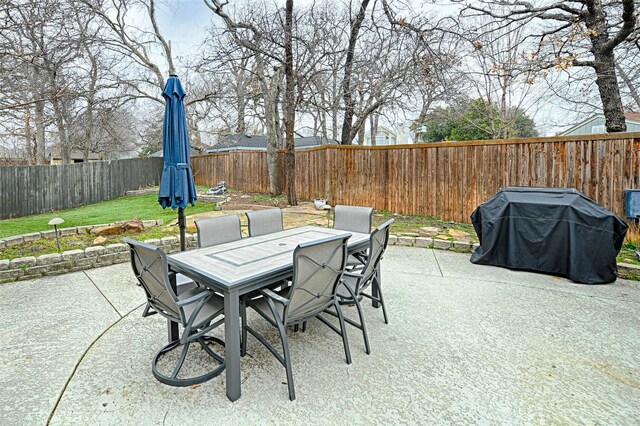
left=152, top=0, right=570, bottom=136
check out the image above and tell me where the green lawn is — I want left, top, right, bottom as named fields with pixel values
left=0, top=193, right=216, bottom=238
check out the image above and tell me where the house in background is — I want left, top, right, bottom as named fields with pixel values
left=560, top=112, right=640, bottom=136
left=46, top=148, right=99, bottom=164
left=360, top=122, right=414, bottom=146
left=206, top=134, right=337, bottom=153
left=150, top=147, right=202, bottom=158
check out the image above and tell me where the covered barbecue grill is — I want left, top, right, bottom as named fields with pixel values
left=470, top=187, right=628, bottom=284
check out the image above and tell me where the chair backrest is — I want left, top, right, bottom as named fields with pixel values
left=246, top=208, right=283, bottom=237
left=123, top=237, right=180, bottom=320
left=195, top=215, right=242, bottom=248
left=284, top=234, right=350, bottom=324
left=333, top=205, right=373, bottom=234
left=359, top=219, right=394, bottom=285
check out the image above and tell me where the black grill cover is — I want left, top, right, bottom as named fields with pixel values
left=470, top=187, right=628, bottom=284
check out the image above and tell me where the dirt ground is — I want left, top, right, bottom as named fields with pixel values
left=183, top=191, right=476, bottom=242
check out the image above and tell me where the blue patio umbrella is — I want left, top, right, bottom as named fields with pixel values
left=158, top=75, right=197, bottom=251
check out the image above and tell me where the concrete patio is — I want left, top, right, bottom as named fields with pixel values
left=1, top=246, right=639, bottom=425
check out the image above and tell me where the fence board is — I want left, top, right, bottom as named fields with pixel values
left=191, top=132, right=640, bottom=223
left=0, top=157, right=163, bottom=219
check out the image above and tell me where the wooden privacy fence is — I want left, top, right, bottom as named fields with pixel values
left=191, top=132, right=640, bottom=223
left=0, top=157, right=164, bottom=219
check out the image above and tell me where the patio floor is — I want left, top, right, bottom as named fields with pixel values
left=1, top=246, right=639, bottom=425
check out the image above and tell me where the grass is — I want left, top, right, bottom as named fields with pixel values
left=617, top=241, right=640, bottom=266
left=373, top=210, right=477, bottom=241
left=0, top=193, right=216, bottom=239
left=252, top=194, right=283, bottom=203
left=2, top=192, right=639, bottom=281
left=1, top=226, right=174, bottom=260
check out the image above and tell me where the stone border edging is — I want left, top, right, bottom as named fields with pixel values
left=0, top=233, right=197, bottom=284
left=1, top=233, right=638, bottom=284
left=0, top=220, right=164, bottom=249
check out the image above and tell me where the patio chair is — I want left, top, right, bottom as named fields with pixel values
left=195, top=215, right=242, bottom=248
left=123, top=238, right=226, bottom=387
left=241, top=234, right=352, bottom=401
left=333, top=219, right=394, bottom=354
left=246, top=208, right=284, bottom=237
left=333, top=205, right=374, bottom=267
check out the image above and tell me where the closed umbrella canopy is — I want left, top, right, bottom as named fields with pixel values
left=158, top=75, right=197, bottom=250
left=158, top=75, right=197, bottom=209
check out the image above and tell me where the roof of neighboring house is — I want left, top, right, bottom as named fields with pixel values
left=560, top=112, right=640, bottom=135
left=150, top=147, right=201, bottom=158
left=206, top=134, right=338, bottom=153
left=625, top=112, right=640, bottom=121
left=46, top=148, right=99, bottom=161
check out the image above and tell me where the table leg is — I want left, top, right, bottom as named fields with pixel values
left=224, top=290, right=242, bottom=402
left=168, top=321, right=179, bottom=342
left=168, top=273, right=179, bottom=342
left=372, top=265, right=381, bottom=308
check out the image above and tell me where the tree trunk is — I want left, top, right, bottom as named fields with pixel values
left=370, top=114, right=379, bottom=146
left=236, top=68, right=247, bottom=133
left=258, top=59, right=281, bottom=194
left=34, top=100, right=46, bottom=165
left=584, top=1, right=629, bottom=133
left=593, top=52, right=627, bottom=132
left=339, top=0, right=371, bottom=145
left=51, top=95, right=70, bottom=164
left=357, top=121, right=365, bottom=145
left=24, top=106, right=33, bottom=165
left=284, top=0, right=297, bottom=205
left=83, top=98, right=95, bottom=162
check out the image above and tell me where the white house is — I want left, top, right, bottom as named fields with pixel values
left=361, top=122, right=414, bottom=146
left=560, top=112, right=640, bottom=136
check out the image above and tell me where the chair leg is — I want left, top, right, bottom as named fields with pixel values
left=352, top=296, right=371, bottom=355
left=301, top=321, right=307, bottom=332
left=241, top=301, right=248, bottom=357
left=334, top=302, right=352, bottom=364
left=377, top=283, right=389, bottom=324
left=152, top=335, right=225, bottom=387
left=171, top=341, right=190, bottom=379
left=275, top=320, right=295, bottom=401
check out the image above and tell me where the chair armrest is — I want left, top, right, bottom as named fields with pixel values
left=343, top=271, right=365, bottom=279
left=176, top=290, right=210, bottom=306
left=259, top=288, right=290, bottom=305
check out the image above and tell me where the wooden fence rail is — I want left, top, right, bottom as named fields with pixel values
left=0, top=157, right=164, bottom=219
left=193, top=132, right=640, bottom=223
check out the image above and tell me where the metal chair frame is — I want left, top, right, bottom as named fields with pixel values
left=124, top=237, right=226, bottom=387
left=333, top=205, right=374, bottom=268
left=241, top=234, right=352, bottom=401
left=246, top=208, right=284, bottom=237
left=195, top=215, right=242, bottom=248
left=331, top=219, right=394, bottom=354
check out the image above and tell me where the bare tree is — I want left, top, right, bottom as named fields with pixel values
left=204, top=0, right=288, bottom=195
left=283, top=0, right=296, bottom=205
left=339, top=0, right=371, bottom=145
left=459, top=0, right=637, bottom=132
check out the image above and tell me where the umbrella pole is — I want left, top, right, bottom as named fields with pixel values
left=178, top=207, right=186, bottom=251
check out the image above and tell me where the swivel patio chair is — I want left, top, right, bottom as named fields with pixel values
left=333, top=205, right=374, bottom=267
left=195, top=215, right=242, bottom=248
left=334, top=219, right=394, bottom=355
left=124, top=238, right=226, bottom=387
left=241, top=234, right=352, bottom=401
left=246, top=208, right=283, bottom=237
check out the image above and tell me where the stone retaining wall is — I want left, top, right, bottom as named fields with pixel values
left=0, top=234, right=198, bottom=284
left=1, top=234, right=638, bottom=284
left=0, top=220, right=163, bottom=249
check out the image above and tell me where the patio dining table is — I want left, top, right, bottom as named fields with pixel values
left=167, top=225, right=371, bottom=401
